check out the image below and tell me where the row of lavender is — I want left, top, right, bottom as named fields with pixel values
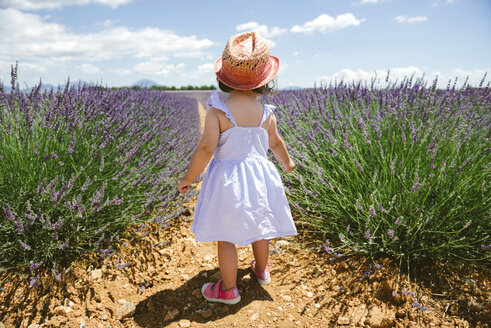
left=269, top=75, right=490, bottom=266
left=0, top=67, right=201, bottom=280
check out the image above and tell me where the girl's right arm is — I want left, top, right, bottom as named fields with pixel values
left=178, top=108, right=220, bottom=193
left=267, top=114, right=295, bottom=173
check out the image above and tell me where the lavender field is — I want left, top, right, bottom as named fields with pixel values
left=0, top=69, right=489, bottom=287
left=0, top=68, right=201, bottom=282
left=268, top=75, right=490, bottom=269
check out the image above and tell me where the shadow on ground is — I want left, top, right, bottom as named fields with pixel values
left=133, top=267, right=273, bottom=327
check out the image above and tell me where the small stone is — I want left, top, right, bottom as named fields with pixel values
left=282, top=295, right=292, bottom=302
left=312, top=265, right=323, bottom=276
left=158, top=249, right=166, bottom=255
left=179, top=319, right=191, bottom=327
left=54, top=306, right=72, bottom=315
left=367, top=306, right=384, bottom=326
left=243, top=273, right=251, bottom=283
left=192, top=288, right=201, bottom=298
left=164, top=308, right=179, bottom=321
left=211, top=271, right=221, bottom=280
left=118, top=299, right=127, bottom=305
left=115, top=301, right=136, bottom=320
left=181, top=274, right=190, bottom=281
left=314, top=303, right=321, bottom=309
left=79, top=321, right=86, bottom=328
left=277, top=306, right=283, bottom=311
left=203, top=254, right=214, bottom=263
left=250, top=313, right=259, bottom=321
left=102, top=314, right=108, bottom=320
left=90, top=269, right=102, bottom=280
left=64, top=298, right=75, bottom=307
left=28, top=324, right=40, bottom=328
left=306, top=292, right=313, bottom=298
left=276, top=240, right=291, bottom=247
left=337, top=316, right=350, bottom=325
left=201, top=309, right=213, bottom=319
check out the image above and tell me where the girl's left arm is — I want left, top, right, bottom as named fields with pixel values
left=178, top=108, right=220, bottom=193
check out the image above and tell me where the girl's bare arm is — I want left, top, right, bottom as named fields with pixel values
left=268, top=114, right=295, bottom=172
left=178, top=108, right=220, bottom=193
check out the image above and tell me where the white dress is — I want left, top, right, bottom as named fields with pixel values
left=190, top=91, right=297, bottom=246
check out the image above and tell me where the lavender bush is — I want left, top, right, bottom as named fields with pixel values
left=0, top=66, right=200, bottom=277
left=269, top=74, right=490, bottom=266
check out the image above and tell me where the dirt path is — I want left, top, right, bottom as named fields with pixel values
left=0, top=101, right=488, bottom=328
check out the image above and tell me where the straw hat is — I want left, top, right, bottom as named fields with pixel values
left=215, top=32, right=280, bottom=90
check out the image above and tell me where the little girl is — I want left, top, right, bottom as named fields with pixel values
left=178, top=31, right=297, bottom=304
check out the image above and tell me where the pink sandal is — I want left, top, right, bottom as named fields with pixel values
left=201, top=279, right=241, bottom=304
left=251, top=260, right=272, bottom=285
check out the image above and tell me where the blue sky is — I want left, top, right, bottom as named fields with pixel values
left=0, top=0, right=490, bottom=89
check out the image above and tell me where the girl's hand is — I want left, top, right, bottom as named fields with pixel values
left=282, top=159, right=296, bottom=173
left=178, top=177, right=192, bottom=194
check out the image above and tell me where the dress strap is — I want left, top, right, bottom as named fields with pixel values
left=207, top=91, right=237, bottom=127
left=258, top=104, right=275, bottom=127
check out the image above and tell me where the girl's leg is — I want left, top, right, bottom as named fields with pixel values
left=251, top=239, right=269, bottom=271
left=217, top=241, right=238, bottom=291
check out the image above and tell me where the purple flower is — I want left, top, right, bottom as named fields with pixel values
left=413, top=300, right=432, bottom=311
left=481, top=244, right=491, bottom=250
left=3, top=205, right=15, bottom=221
left=52, top=268, right=62, bottom=281
left=51, top=153, right=58, bottom=160
left=411, top=182, right=422, bottom=193
left=390, top=154, right=397, bottom=174
left=16, top=221, right=24, bottom=234
left=354, top=158, right=363, bottom=171
left=19, top=240, right=31, bottom=250
left=369, top=208, right=376, bottom=216
left=29, top=275, right=40, bottom=287
left=29, top=262, right=43, bottom=271
left=395, top=218, right=402, bottom=225
left=364, top=229, right=371, bottom=240
left=387, top=229, right=395, bottom=239
left=356, top=198, right=363, bottom=211
left=392, top=290, right=397, bottom=297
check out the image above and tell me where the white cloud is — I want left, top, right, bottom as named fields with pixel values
left=359, top=0, right=391, bottom=4
left=130, top=61, right=185, bottom=77
left=196, top=63, right=214, bottom=75
left=0, top=0, right=134, bottom=10
left=235, top=21, right=287, bottom=48
left=317, top=67, right=489, bottom=88
left=293, top=51, right=302, bottom=56
left=236, top=21, right=287, bottom=39
left=0, top=8, right=214, bottom=63
left=79, top=63, right=100, bottom=74
left=291, top=13, right=365, bottom=34
left=317, top=66, right=424, bottom=84
left=394, top=15, right=428, bottom=24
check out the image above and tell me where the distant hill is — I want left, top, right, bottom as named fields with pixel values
left=132, top=79, right=160, bottom=88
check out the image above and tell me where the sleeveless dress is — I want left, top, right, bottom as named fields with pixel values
left=190, top=91, right=297, bottom=246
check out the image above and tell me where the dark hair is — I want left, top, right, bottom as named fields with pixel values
left=217, top=78, right=276, bottom=95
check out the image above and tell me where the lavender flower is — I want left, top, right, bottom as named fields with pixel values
left=369, top=208, right=376, bottom=216
left=19, top=240, right=31, bottom=250
left=29, top=262, right=43, bottom=271
left=387, top=229, right=395, bottom=239
left=29, top=275, right=40, bottom=287
left=354, top=158, right=363, bottom=171
left=413, top=300, right=432, bottom=311
left=3, top=205, right=15, bottom=221
left=411, top=181, right=422, bottom=193
left=51, top=268, right=62, bottom=281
